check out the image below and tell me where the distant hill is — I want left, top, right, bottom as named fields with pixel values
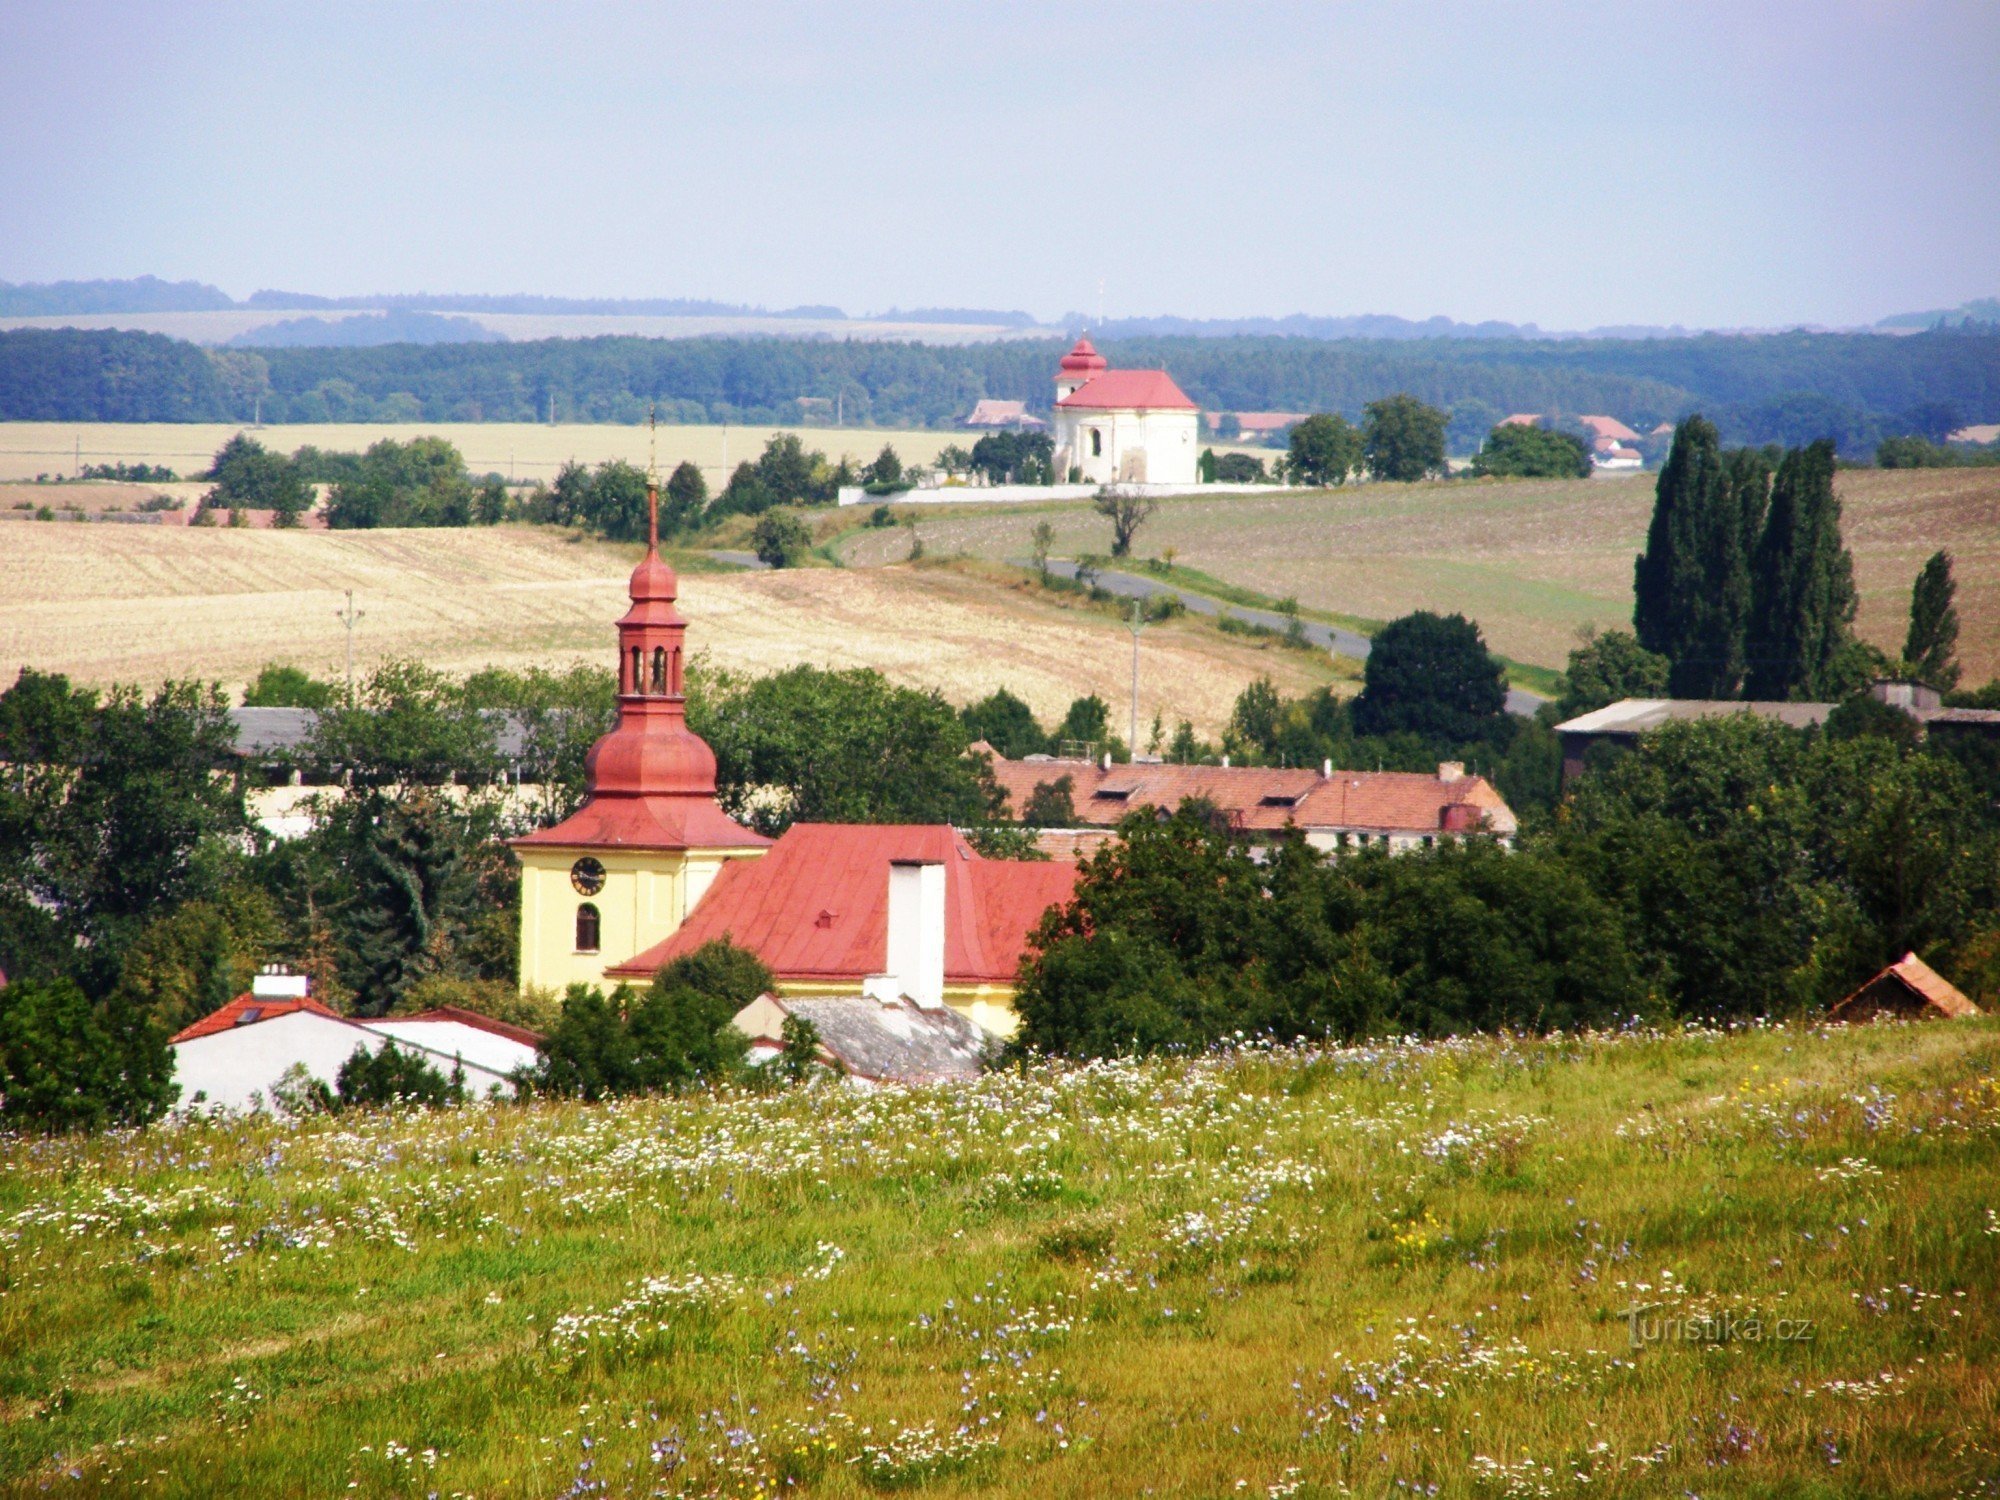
left=0, top=276, right=236, bottom=315
left=243, top=290, right=852, bottom=320
left=1877, top=297, right=2000, bottom=331
left=225, top=310, right=505, bottom=348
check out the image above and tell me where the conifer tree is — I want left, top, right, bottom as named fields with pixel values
left=1744, top=441, right=1856, bottom=699
left=1634, top=428, right=1776, bottom=699
left=1903, top=549, right=1960, bottom=690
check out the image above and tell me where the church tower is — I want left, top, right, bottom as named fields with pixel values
left=510, top=489, right=769, bottom=993
left=1054, top=335, right=1107, bottom=403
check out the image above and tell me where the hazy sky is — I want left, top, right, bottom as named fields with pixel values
left=3, top=1, right=1995, bottom=329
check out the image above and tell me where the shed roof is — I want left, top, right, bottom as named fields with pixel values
left=1830, top=952, right=1982, bottom=1021
left=741, top=995, right=991, bottom=1085
left=1553, top=698, right=1835, bottom=736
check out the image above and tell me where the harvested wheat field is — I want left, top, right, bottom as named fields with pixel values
left=0, top=524, right=1343, bottom=737
left=0, top=421, right=967, bottom=489
left=855, top=468, right=2000, bottom=683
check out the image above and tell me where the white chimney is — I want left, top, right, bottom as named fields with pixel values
left=1321, top=757, right=1333, bottom=778
left=1437, top=761, right=1465, bottom=784
left=251, top=965, right=309, bottom=1000
left=1221, top=754, right=1230, bottom=767
left=884, top=860, right=947, bottom=1010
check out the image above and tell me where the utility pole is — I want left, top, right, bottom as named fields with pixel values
left=74, top=434, right=81, bottom=478
left=1127, top=596, right=1147, bottom=755
left=335, top=590, right=364, bottom=700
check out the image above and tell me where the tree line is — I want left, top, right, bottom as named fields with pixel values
left=5, top=325, right=1996, bottom=452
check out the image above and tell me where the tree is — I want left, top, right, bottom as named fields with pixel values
left=1632, top=426, right=1770, bottom=699
left=0, top=671, right=251, bottom=992
left=1558, top=630, right=1670, bottom=719
left=1904, top=550, right=1961, bottom=690
left=662, top=460, right=708, bottom=533
left=970, top=430, right=1053, bottom=484
left=1093, top=490, right=1156, bottom=557
left=0, top=977, right=177, bottom=1131
left=532, top=985, right=636, bottom=1100
left=754, top=433, right=824, bottom=505
left=581, top=460, right=649, bottom=542
left=865, top=444, right=904, bottom=487
left=961, top=688, right=1049, bottom=758
left=1351, top=612, right=1507, bottom=742
left=203, top=434, right=310, bottom=522
left=473, top=476, right=508, bottom=525
left=242, top=663, right=337, bottom=710
left=690, top=665, right=999, bottom=834
left=1212, top=452, right=1266, bottom=482
left=715, top=461, right=775, bottom=517
left=112, top=888, right=280, bottom=1035
left=1227, top=677, right=1285, bottom=759
left=1470, top=422, right=1591, bottom=479
left=1030, top=521, right=1056, bottom=582
left=1021, top=775, right=1077, bottom=828
left=1286, top=414, right=1363, bottom=486
left=625, top=940, right=769, bottom=1091
left=323, top=436, right=475, bottom=529
left=1362, top=394, right=1448, bottom=482
left=1745, top=441, right=1856, bottom=699
left=1052, top=694, right=1113, bottom=754
left=751, top=512, right=812, bottom=568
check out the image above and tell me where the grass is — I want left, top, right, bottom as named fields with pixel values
left=0, top=522, right=1348, bottom=738
left=839, top=470, right=2000, bottom=682
left=1, top=1019, right=1996, bottom=1496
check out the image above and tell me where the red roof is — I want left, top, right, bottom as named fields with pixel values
left=1057, top=370, right=1197, bottom=412
left=512, top=793, right=770, bottom=852
left=605, top=823, right=1076, bottom=986
left=1058, top=337, right=1109, bottom=375
left=987, top=757, right=1517, bottom=836
left=1578, top=415, right=1640, bottom=442
left=170, top=991, right=348, bottom=1044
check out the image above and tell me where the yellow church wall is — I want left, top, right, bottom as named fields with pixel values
left=516, top=844, right=762, bottom=994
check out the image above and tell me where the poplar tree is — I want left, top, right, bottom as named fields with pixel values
left=1632, top=427, right=1780, bottom=699
left=1744, top=441, right=1856, bottom=699
left=1903, top=550, right=1961, bottom=690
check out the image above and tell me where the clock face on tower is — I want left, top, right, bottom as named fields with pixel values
left=569, top=857, right=606, bottom=896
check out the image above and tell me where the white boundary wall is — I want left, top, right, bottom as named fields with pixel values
left=837, top=481, right=1302, bottom=507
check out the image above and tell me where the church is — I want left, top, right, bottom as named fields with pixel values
left=1049, top=337, right=1200, bottom=486
left=510, top=497, right=1075, bottom=1044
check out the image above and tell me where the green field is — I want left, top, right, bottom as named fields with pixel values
left=3, top=1020, right=1996, bottom=1497
left=845, top=467, right=2000, bottom=684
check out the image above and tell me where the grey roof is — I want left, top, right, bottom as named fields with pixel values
left=779, top=996, right=991, bottom=1085
left=227, top=707, right=530, bottom=761
left=1554, top=698, right=1834, bottom=736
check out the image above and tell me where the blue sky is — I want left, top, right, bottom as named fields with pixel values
left=2, top=1, right=1994, bottom=328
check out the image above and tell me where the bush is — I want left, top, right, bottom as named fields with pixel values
left=752, top=512, right=812, bottom=568
left=334, top=1042, right=465, bottom=1109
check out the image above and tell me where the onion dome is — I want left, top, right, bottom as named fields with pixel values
left=1058, top=337, right=1108, bottom=375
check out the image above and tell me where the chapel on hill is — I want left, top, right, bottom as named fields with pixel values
left=509, top=493, right=1074, bottom=1041
left=1049, top=336, right=1200, bottom=486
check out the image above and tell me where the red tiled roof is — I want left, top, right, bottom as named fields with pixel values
left=987, top=758, right=1517, bottom=836
left=605, top=823, right=1075, bottom=985
left=1220, top=411, right=1309, bottom=433
left=1501, top=413, right=1543, bottom=427
left=1057, top=371, right=1197, bottom=411
left=1830, top=952, right=1982, bottom=1021
left=170, top=991, right=348, bottom=1044
left=511, top=795, right=771, bottom=852
left=1578, top=415, right=1640, bottom=442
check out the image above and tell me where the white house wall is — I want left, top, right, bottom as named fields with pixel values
left=1055, top=409, right=1199, bottom=486
left=362, top=1019, right=539, bottom=1078
left=171, top=1012, right=523, bottom=1113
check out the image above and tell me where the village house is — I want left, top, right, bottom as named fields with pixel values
left=1553, top=682, right=2000, bottom=782
left=169, top=968, right=542, bottom=1112
left=961, top=398, right=1046, bottom=431
left=1050, top=337, right=1200, bottom=486
left=506, top=491, right=1076, bottom=1062
left=985, top=753, right=1518, bottom=857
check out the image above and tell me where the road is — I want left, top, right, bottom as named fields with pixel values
left=1034, top=560, right=1547, bottom=717
left=706, top=547, right=1547, bottom=716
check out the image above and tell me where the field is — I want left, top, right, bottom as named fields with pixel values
left=0, top=523, right=1347, bottom=738
left=848, top=468, right=2000, bottom=683
left=2, top=1020, right=1996, bottom=1496
left=0, top=311, right=1047, bottom=347
left=0, top=423, right=972, bottom=489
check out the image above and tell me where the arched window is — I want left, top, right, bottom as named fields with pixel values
left=650, top=646, right=667, bottom=694
left=628, top=645, right=641, bottom=694
left=1089, top=429, right=1103, bottom=457
left=574, top=903, right=601, bottom=953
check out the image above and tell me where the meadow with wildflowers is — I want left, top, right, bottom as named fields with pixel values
left=2, top=1017, right=1997, bottom=1497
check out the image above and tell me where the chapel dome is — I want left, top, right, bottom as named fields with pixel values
left=1058, top=337, right=1108, bottom=375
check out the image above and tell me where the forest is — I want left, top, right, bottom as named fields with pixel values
left=2, top=324, right=1995, bottom=451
